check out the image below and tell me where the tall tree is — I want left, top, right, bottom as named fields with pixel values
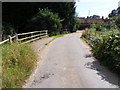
left=2, top=2, right=77, bottom=33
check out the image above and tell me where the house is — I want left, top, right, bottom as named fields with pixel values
left=80, top=18, right=104, bottom=24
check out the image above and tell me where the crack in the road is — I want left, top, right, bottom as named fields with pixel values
left=30, top=73, right=54, bottom=87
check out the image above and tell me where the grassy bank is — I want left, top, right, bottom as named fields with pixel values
left=2, top=43, right=37, bottom=88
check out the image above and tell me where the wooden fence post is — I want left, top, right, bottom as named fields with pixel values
left=31, top=32, right=33, bottom=40
left=46, top=30, right=48, bottom=36
left=8, top=35, right=12, bottom=43
left=39, top=31, right=41, bottom=39
left=16, top=34, right=18, bottom=43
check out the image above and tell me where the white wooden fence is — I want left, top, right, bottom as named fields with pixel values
left=0, top=30, right=48, bottom=45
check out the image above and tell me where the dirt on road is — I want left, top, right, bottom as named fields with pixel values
left=24, top=31, right=120, bottom=88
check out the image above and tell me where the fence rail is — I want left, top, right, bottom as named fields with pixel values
left=0, top=39, right=9, bottom=45
left=0, top=30, right=48, bottom=45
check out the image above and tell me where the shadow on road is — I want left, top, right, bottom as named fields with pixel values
left=84, top=55, right=120, bottom=87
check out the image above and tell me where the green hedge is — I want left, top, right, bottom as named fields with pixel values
left=93, top=33, right=120, bottom=74
left=82, top=29, right=120, bottom=75
left=79, top=24, right=90, bottom=30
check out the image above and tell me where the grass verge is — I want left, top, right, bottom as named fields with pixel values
left=2, top=43, right=37, bottom=88
left=50, top=34, right=64, bottom=38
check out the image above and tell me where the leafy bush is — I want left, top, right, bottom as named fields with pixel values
left=79, top=24, right=90, bottom=30
left=2, top=22, right=15, bottom=40
left=25, top=9, right=63, bottom=36
left=69, top=17, right=80, bottom=32
left=82, top=27, right=120, bottom=75
left=90, top=24, right=96, bottom=29
left=92, top=33, right=120, bottom=73
left=91, top=22, right=108, bottom=31
left=2, top=43, right=37, bottom=88
left=115, top=15, right=120, bottom=29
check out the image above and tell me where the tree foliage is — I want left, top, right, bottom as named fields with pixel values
left=2, top=2, right=77, bottom=35
left=2, top=22, right=15, bottom=40
left=26, top=9, right=63, bottom=36
left=2, top=2, right=39, bottom=32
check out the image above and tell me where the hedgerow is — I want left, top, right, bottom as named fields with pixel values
left=82, top=24, right=120, bottom=75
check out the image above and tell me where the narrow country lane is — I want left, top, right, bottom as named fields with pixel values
left=24, top=31, right=120, bottom=88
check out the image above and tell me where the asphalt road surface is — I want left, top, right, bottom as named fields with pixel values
left=24, top=31, right=120, bottom=88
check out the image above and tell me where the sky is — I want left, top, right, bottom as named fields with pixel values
left=75, top=0, right=120, bottom=18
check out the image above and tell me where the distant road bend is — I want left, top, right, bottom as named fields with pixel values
left=24, top=31, right=120, bottom=88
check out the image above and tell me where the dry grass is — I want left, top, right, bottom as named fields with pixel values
left=2, top=43, right=37, bottom=88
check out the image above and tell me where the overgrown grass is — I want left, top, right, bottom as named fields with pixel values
left=2, top=43, right=37, bottom=88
